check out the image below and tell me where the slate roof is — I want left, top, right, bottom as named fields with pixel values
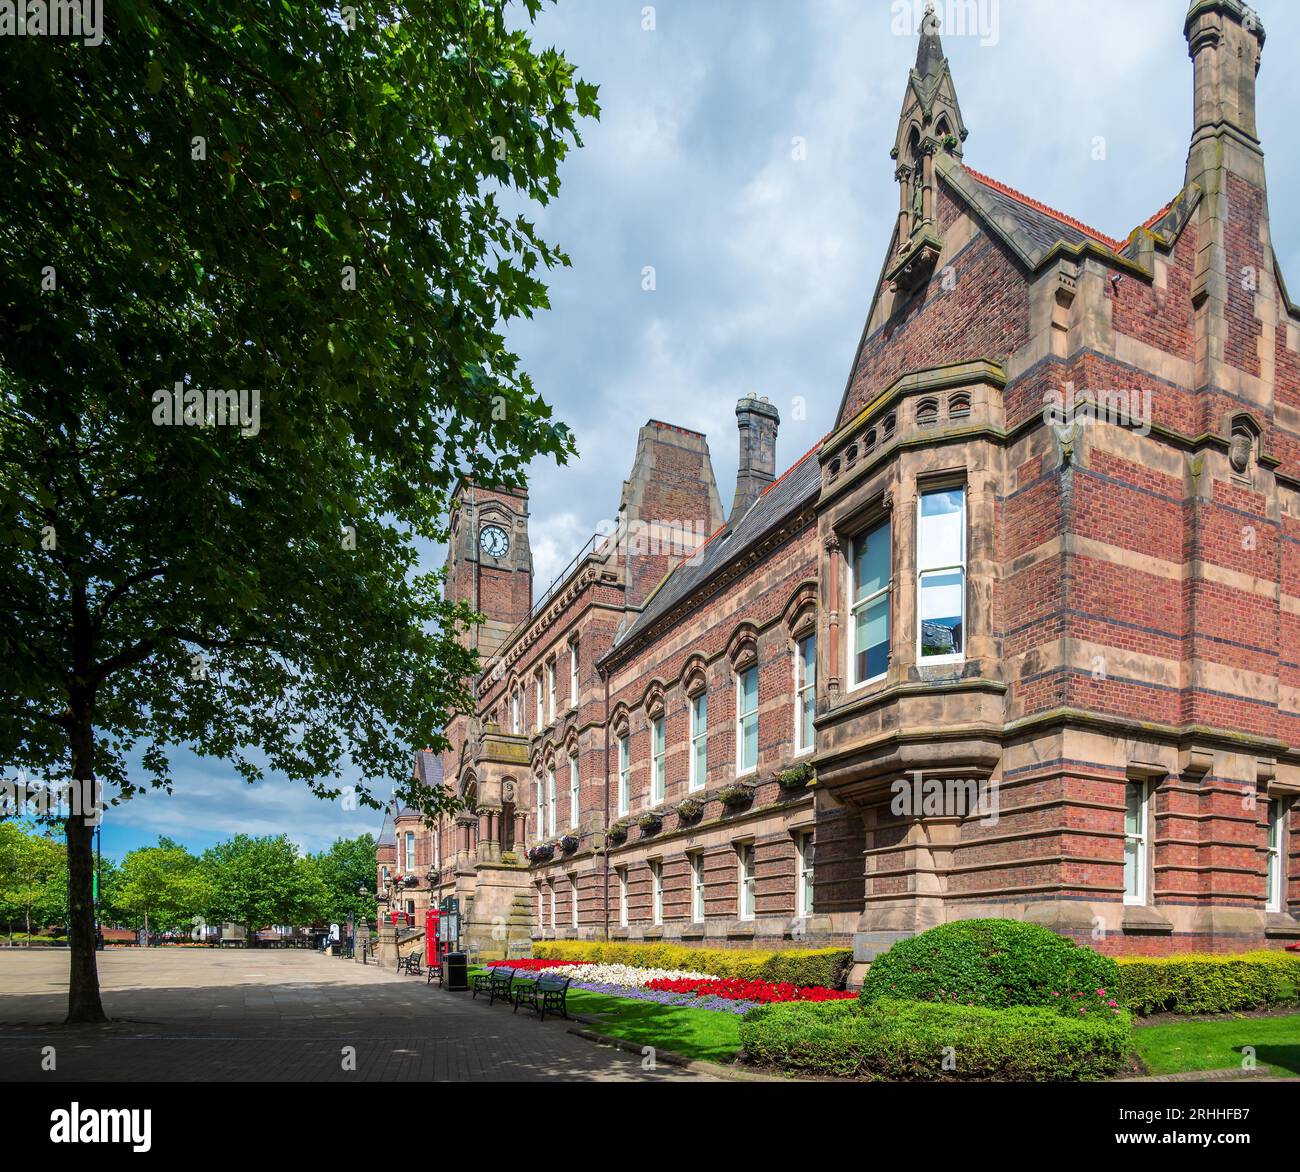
left=414, top=750, right=443, bottom=789
left=609, top=442, right=823, bottom=656
left=950, top=165, right=1129, bottom=261
left=376, top=809, right=396, bottom=847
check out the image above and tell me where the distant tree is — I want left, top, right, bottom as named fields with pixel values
left=202, top=834, right=329, bottom=940
left=0, top=825, right=64, bottom=943
left=116, top=837, right=207, bottom=937
left=309, top=834, right=378, bottom=925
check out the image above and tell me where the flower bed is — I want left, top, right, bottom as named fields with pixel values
left=567, top=962, right=715, bottom=987
left=534, top=942, right=853, bottom=989
left=486, top=958, right=587, bottom=971
left=646, top=976, right=856, bottom=1004
left=580, top=983, right=758, bottom=1015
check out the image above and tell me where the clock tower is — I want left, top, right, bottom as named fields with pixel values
left=445, top=481, right=533, bottom=659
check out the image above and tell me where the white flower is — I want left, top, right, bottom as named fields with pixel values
left=535, top=962, right=716, bottom=987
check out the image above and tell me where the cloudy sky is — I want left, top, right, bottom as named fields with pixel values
left=97, top=0, right=1300, bottom=860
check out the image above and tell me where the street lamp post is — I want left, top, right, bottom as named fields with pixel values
left=93, top=819, right=103, bottom=951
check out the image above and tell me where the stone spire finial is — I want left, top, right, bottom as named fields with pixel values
left=915, top=1, right=945, bottom=78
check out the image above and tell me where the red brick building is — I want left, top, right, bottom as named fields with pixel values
left=383, top=1, right=1299, bottom=970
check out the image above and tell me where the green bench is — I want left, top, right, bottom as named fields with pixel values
left=472, top=966, right=516, bottom=1006
left=513, top=973, right=572, bottom=1021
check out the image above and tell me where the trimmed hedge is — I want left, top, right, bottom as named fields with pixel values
left=739, top=997, right=1132, bottom=1081
left=532, top=941, right=853, bottom=989
left=859, top=919, right=1120, bottom=1013
left=1116, top=950, right=1300, bottom=1016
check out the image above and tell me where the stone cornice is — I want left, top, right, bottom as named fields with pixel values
left=477, top=570, right=622, bottom=700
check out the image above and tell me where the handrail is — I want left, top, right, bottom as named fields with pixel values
left=526, top=530, right=603, bottom=622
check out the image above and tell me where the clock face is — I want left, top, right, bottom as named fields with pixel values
left=480, top=524, right=509, bottom=559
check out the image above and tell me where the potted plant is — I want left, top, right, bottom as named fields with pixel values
left=559, top=834, right=579, bottom=854
left=637, top=811, right=663, bottom=834
left=776, top=762, right=815, bottom=792
left=676, top=796, right=705, bottom=822
left=606, top=820, right=629, bottom=845
left=526, top=843, right=555, bottom=864
left=718, top=781, right=756, bottom=808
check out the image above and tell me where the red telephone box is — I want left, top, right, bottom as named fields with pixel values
left=425, top=906, right=441, bottom=967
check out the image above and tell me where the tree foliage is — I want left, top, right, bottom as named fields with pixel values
left=309, top=833, right=378, bottom=925
left=0, top=1, right=596, bottom=1018
left=115, top=837, right=207, bottom=934
left=0, top=823, right=66, bottom=941
left=202, top=834, right=329, bottom=934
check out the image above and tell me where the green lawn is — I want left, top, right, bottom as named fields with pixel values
left=564, top=987, right=742, bottom=1063
left=1133, top=1013, right=1300, bottom=1077
left=467, top=968, right=742, bottom=1063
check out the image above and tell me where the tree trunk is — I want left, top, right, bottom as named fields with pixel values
left=24, top=906, right=30, bottom=946
left=66, top=706, right=107, bottom=1023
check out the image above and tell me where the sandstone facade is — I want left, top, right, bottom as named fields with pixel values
left=380, top=1, right=1300, bottom=966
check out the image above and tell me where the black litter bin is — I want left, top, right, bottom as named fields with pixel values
left=445, top=951, right=469, bottom=991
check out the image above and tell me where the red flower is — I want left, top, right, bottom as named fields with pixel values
left=643, top=976, right=855, bottom=1003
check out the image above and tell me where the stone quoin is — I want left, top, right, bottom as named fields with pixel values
left=379, top=1, right=1300, bottom=976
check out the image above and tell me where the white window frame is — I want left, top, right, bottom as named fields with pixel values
left=1124, top=781, right=1150, bottom=906
left=916, top=485, right=967, bottom=666
left=535, top=776, right=545, bottom=842
left=797, top=830, right=815, bottom=917
left=546, top=770, right=557, bottom=838
left=651, top=715, right=666, bottom=803
left=650, top=860, right=663, bottom=926
left=849, top=520, right=891, bottom=689
left=569, top=638, right=580, bottom=709
left=433, top=823, right=440, bottom=872
left=1266, top=796, right=1287, bottom=913
left=511, top=690, right=520, bottom=734
left=794, top=634, right=816, bottom=755
left=534, top=674, right=543, bottom=732
left=689, top=692, right=707, bottom=792
left=537, top=888, right=545, bottom=932
left=569, top=755, right=580, bottom=828
left=617, top=868, right=628, bottom=927
left=549, top=883, right=556, bottom=929
left=690, top=852, right=705, bottom=922
left=546, top=659, right=556, bottom=723
left=617, top=734, right=630, bottom=816
left=404, top=830, right=415, bottom=873
left=570, top=875, right=580, bottom=928
left=738, top=842, right=756, bottom=921
left=736, top=665, right=759, bottom=776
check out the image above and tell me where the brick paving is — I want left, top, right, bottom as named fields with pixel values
left=0, top=949, right=713, bottom=1082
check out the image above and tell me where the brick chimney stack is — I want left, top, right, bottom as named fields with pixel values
left=729, top=394, right=780, bottom=523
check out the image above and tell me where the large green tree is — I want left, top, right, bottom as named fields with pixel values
left=202, top=834, right=328, bottom=937
left=115, top=836, right=207, bottom=936
left=0, top=2, right=594, bottom=1019
left=309, top=833, right=378, bottom=925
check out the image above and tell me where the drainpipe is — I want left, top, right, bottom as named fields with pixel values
left=601, top=662, right=611, bottom=942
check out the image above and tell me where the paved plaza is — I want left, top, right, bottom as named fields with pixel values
left=0, top=949, right=713, bottom=1082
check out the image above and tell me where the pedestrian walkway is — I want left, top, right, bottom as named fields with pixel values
left=0, top=949, right=712, bottom=1082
